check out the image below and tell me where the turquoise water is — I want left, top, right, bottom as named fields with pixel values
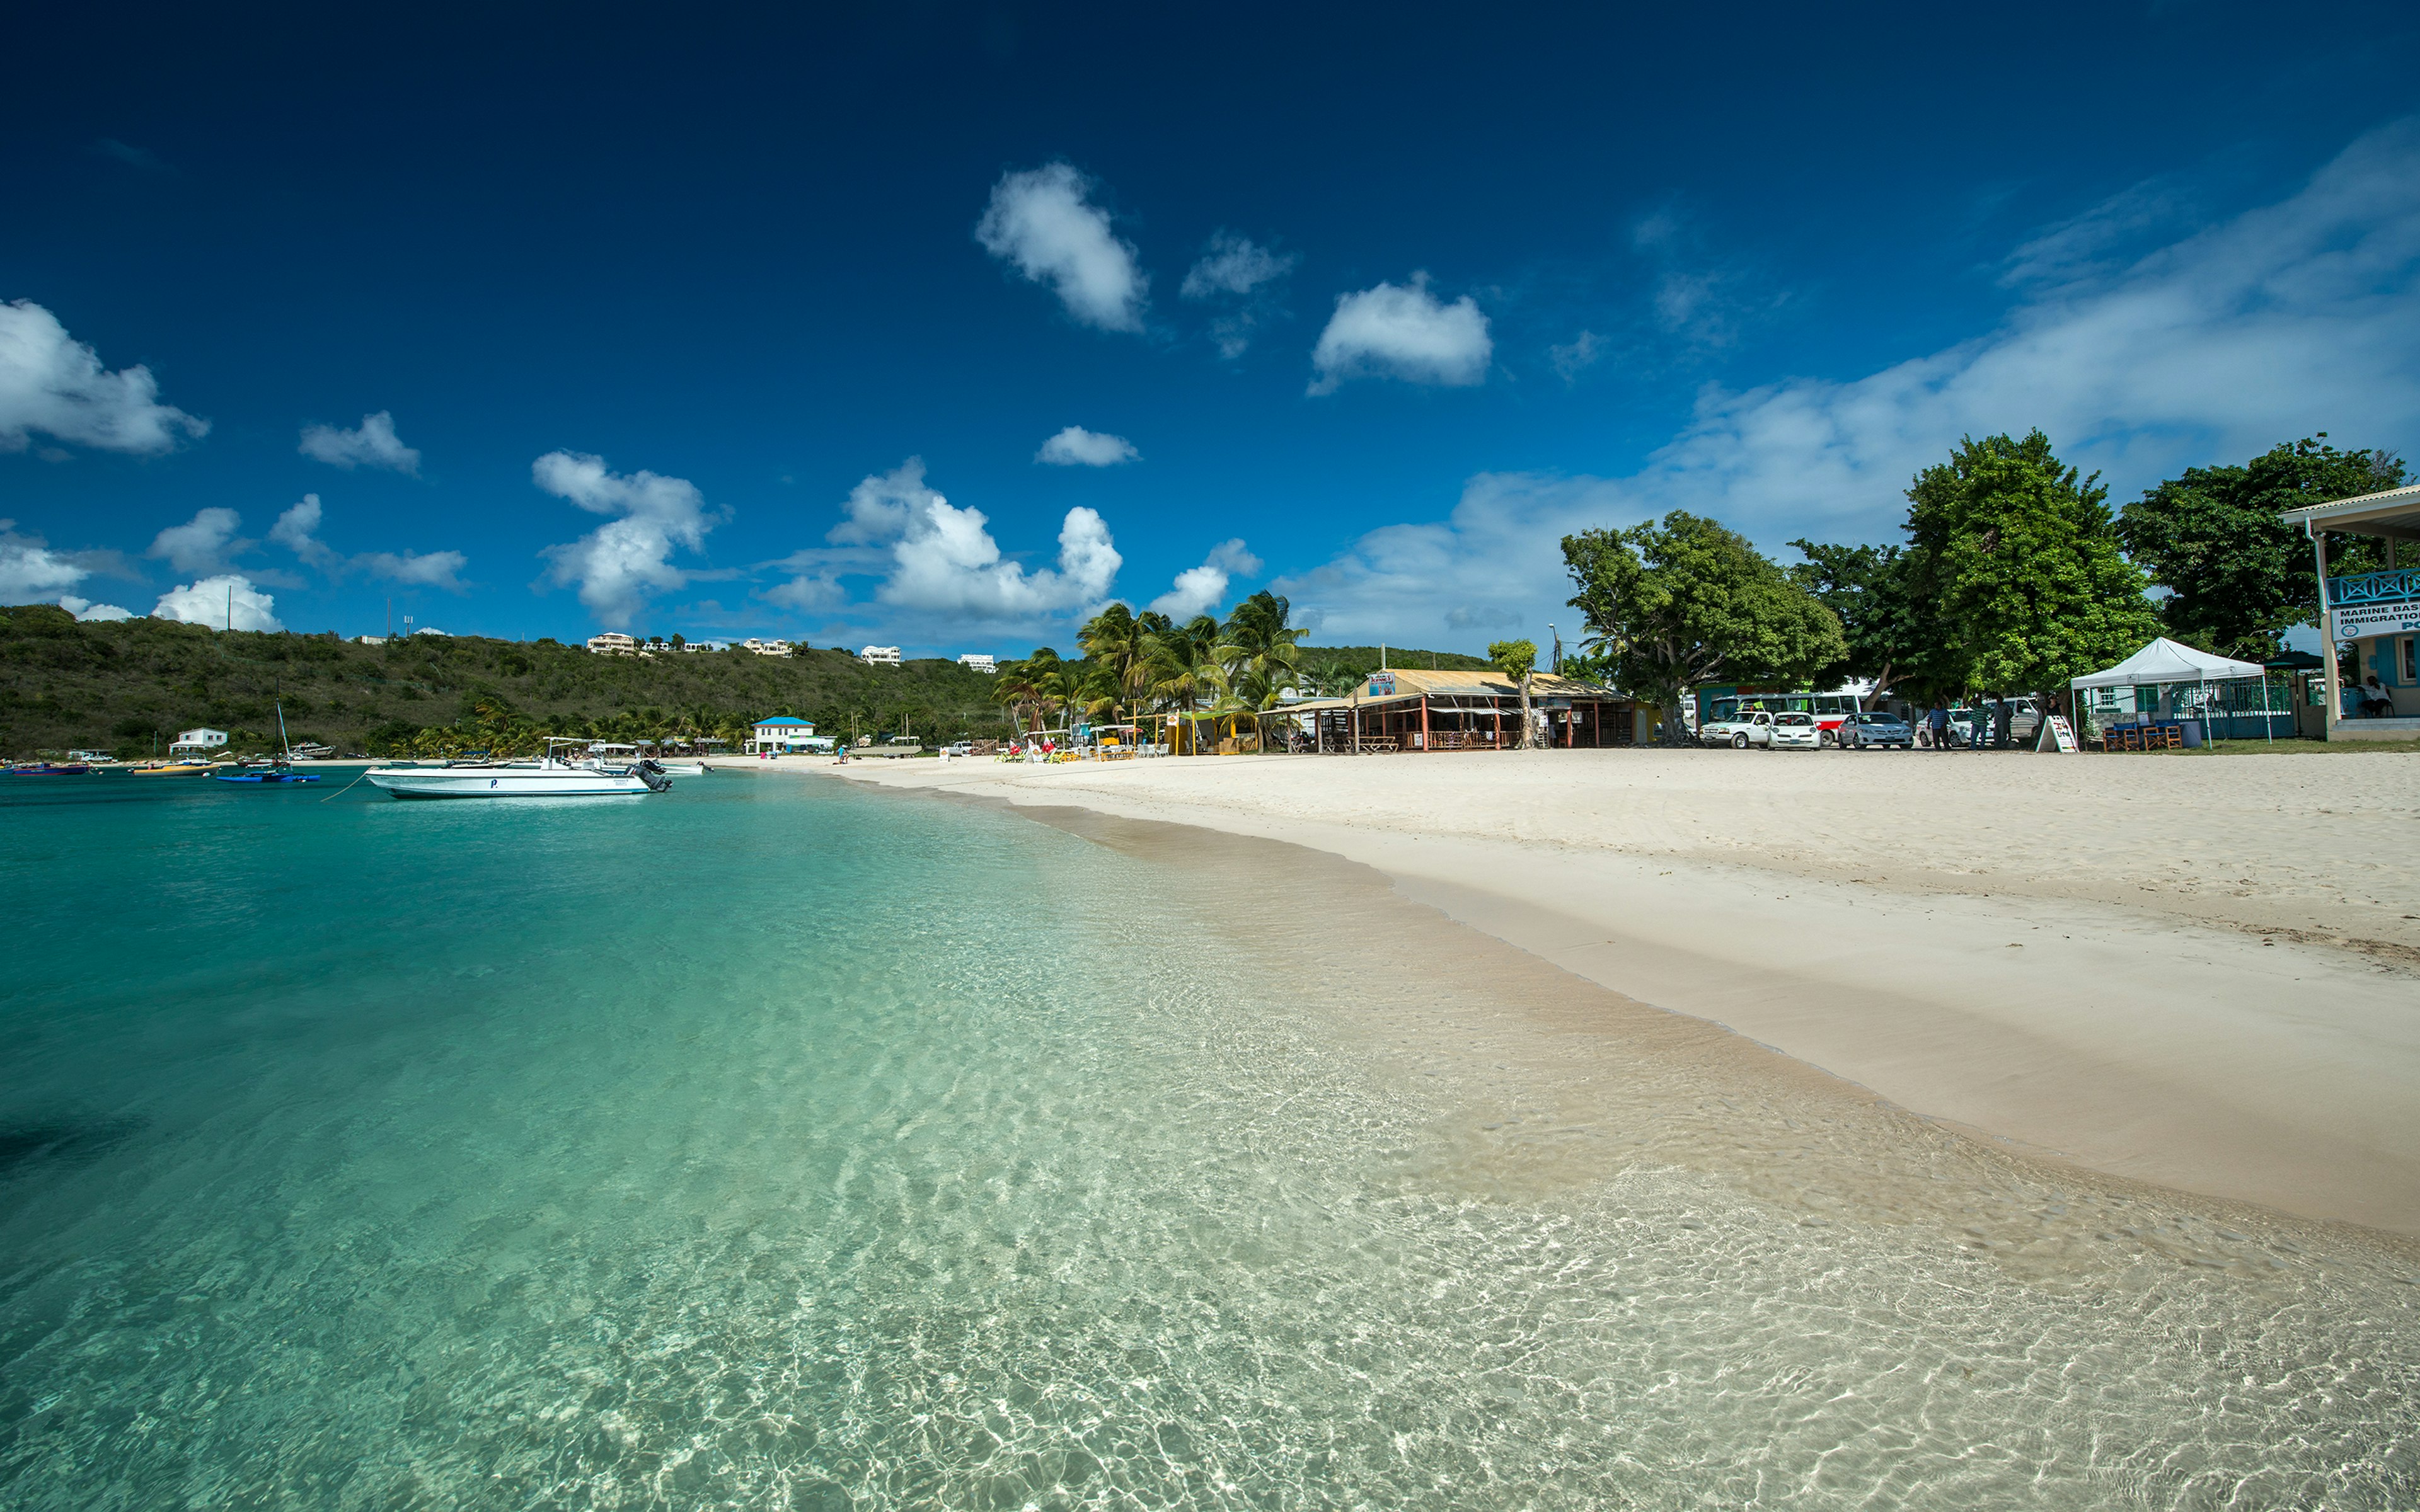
left=1, top=771, right=2415, bottom=1508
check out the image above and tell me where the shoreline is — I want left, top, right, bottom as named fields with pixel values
left=733, top=748, right=2420, bottom=1237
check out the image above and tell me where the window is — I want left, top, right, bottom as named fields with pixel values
left=2405, top=637, right=2417, bottom=682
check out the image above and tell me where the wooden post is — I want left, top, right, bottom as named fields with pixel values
left=1419, top=696, right=1430, bottom=752
left=2313, top=527, right=2341, bottom=740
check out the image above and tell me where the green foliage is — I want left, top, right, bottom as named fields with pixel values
left=1785, top=539, right=1923, bottom=700
left=2116, top=436, right=2402, bottom=659
left=0, top=617, right=1016, bottom=759
left=1902, top=430, right=2159, bottom=697
left=1485, top=638, right=1536, bottom=680
left=1562, top=512, right=1846, bottom=720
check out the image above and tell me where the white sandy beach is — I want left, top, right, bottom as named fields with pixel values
left=751, top=746, right=2420, bottom=1235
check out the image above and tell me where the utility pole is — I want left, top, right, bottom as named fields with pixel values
left=226, top=583, right=233, bottom=633
left=1549, top=623, right=1561, bottom=674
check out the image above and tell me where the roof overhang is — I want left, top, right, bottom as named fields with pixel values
left=2281, top=482, right=2420, bottom=542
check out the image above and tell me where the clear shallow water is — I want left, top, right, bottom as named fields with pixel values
left=1, top=772, right=2414, bottom=1509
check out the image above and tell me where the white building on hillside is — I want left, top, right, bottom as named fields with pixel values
left=587, top=633, right=638, bottom=655
left=957, top=653, right=997, bottom=674
left=748, top=716, right=821, bottom=754
left=859, top=645, right=902, bottom=667
left=742, top=638, right=793, bottom=656
left=681, top=639, right=732, bottom=653
left=170, top=727, right=229, bottom=755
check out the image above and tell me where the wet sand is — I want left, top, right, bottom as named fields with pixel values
left=759, top=748, right=2420, bottom=1236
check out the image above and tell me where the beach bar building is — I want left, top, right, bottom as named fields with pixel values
left=2281, top=481, right=2420, bottom=740
left=1273, top=667, right=1651, bottom=753
left=747, top=716, right=819, bottom=754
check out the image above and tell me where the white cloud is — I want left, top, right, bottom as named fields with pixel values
left=149, top=507, right=248, bottom=576
left=1278, top=118, right=2420, bottom=646
left=153, top=575, right=282, bottom=633
left=359, top=549, right=470, bottom=592
left=976, top=162, right=1148, bottom=332
left=0, top=300, right=208, bottom=454
left=270, top=494, right=342, bottom=568
left=1182, top=232, right=1299, bottom=358
left=298, top=411, right=421, bottom=474
left=1, top=519, right=96, bottom=604
left=1308, top=275, right=1492, bottom=394
left=270, top=492, right=468, bottom=589
left=58, top=596, right=133, bottom=621
left=1148, top=538, right=1261, bottom=618
left=821, top=458, right=1121, bottom=621
left=534, top=452, right=717, bottom=627
left=1182, top=232, right=1296, bottom=299
left=1035, top=425, right=1140, bottom=466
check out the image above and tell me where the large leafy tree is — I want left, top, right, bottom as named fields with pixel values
left=1901, top=430, right=2158, bottom=702
left=1561, top=511, right=1846, bottom=734
left=1785, top=540, right=1923, bottom=704
left=2116, top=436, right=2402, bottom=660
left=1075, top=603, right=1147, bottom=721
left=1214, top=590, right=1307, bottom=711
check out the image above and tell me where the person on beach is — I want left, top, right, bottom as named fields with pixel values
left=1927, top=704, right=1950, bottom=750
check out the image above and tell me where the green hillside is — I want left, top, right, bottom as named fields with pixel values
left=0, top=604, right=1505, bottom=758
left=0, top=606, right=1012, bottom=758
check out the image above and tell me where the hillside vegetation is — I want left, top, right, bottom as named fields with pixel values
left=0, top=605, right=1485, bottom=757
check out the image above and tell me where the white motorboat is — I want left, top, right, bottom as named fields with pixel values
left=365, top=740, right=671, bottom=799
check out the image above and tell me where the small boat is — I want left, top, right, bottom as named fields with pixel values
left=131, top=762, right=215, bottom=777
left=213, top=701, right=323, bottom=784
left=365, top=738, right=671, bottom=799
left=8, top=762, right=92, bottom=775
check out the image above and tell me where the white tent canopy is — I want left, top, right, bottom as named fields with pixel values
left=2069, top=637, right=2264, bottom=690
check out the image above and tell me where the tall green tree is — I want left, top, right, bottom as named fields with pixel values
left=1487, top=638, right=1538, bottom=748
left=1785, top=540, right=1923, bottom=703
left=2116, top=436, right=2402, bottom=659
left=1562, top=512, right=1846, bottom=735
left=1901, top=430, right=2159, bottom=704
left=1076, top=604, right=1146, bottom=721
left=1214, top=590, right=1307, bottom=711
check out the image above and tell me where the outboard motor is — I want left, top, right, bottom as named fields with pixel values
left=637, top=759, right=672, bottom=793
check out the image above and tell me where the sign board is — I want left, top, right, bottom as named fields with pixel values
left=2035, top=714, right=2078, bottom=753
left=2331, top=600, right=2420, bottom=639
left=1367, top=671, right=1397, bottom=696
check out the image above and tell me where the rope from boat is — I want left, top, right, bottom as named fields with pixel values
left=320, top=767, right=378, bottom=803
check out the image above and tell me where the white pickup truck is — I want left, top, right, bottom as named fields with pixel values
left=1698, top=709, right=1776, bottom=748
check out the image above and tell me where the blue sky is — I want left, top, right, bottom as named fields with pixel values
left=5, top=3, right=2418, bottom=654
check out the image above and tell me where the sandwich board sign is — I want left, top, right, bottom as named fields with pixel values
left=2036, top=714, right=2079, bottom=753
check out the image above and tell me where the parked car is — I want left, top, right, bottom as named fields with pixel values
left=942, top=740, right=974, bottom=757
left=1769, top=712, right=1822, bottom=750
left=1698, top=709, right=1776, bottom=748
left=1841, top=711, right=1914, bottom=749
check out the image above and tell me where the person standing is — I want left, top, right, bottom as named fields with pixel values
left=1927, top=704, right=1950, bottom=750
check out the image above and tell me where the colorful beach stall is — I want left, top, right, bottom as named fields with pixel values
left=1274, top=667, right=1651, bottom=753
left=2281, top=481, right=2420, bottom=740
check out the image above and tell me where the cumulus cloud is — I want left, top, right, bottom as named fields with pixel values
left=57, top=596, right=133, bottom=621
left=819, top=458, right=1121, bottom=621
left=1, top=519, right=96, bottom=604
left=153, top=575, right=282, bottom=632
left=270, top=494, right=342, bottom=568
left=149, top=507, right=249, bottom=576
left=1035, top=425, right=1140, bottom=466
left=298, top=411, right=421, bottom=474
left=1308, top=275, right=1492, bottom=394
left=534, top=452, right=718, bottom=627
left=976, top=162, right=1148, bottom=332
left=1148, top=538, right=1261, bottom=618
left=0, top=299, right=209, bottom=454
left=1279, top=118, right=2420, bottom=644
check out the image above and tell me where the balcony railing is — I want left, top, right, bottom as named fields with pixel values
left=2327, top=568, right=2420, bottom=606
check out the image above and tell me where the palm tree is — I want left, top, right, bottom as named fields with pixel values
left=1076, top=604, right=1148, bottom=723
left=1140, top=614, right=1218, bottom=751
left=1214, top=591, right=1308, bottom=740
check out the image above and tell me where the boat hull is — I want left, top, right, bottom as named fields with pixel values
left=365, top=767, right=659, bottom=798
